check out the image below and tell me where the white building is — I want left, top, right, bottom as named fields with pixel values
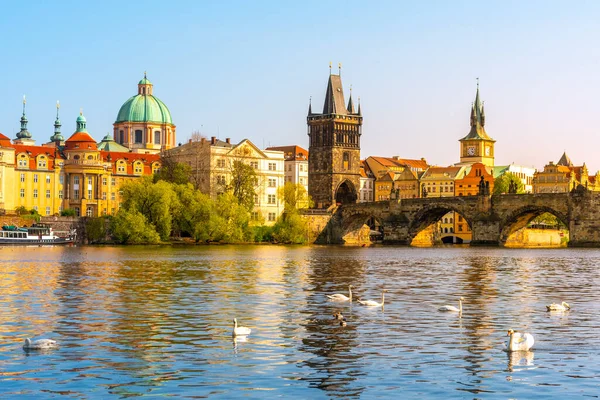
left=359, top=160, right=375, bottom=202
left=495, top=164, right=536, bottom=193
left=265, top=145, right=309, bottom=193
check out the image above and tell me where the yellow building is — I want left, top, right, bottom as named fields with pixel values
left=532, top=152, right=600, bottom=193
left=364, top=156, right=428, bottom=201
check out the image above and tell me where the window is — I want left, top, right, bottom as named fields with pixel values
left=20, top=173, right=25, bottom=183
left=250, top=161, right=258, bottom=169
left=135, top=130, right=143, bottom=143
left=299, top=164, right=304, bottom=172
left=111, top=192, right=116, bottom=201
left=154, top=131, right=161, bottom=144
left=268, top=194, right=276, bottom=204
left=217, top=175, right=226, bottom=185
left=74, top=189, right=79, bottom=200
left=20, top=189, right=24, bottom=198
left=268, top=212, right=276, bottom=221
left=268, top=162, right=276, bottom=171
left=102, top=192, right=107, bottom=200
left=88, top=189, right=93, bottom=199
left=251, top=211, right=259, bottom=221
left=217, top=159, right=226, bottom=168
left=18, top=157, right=27, bottom=168
left=34, top=174, right=38, bottom=183
left=111, top=178, right=116, bottom=186
left=46, top=174, right=51, bottom=184
left=74, top=176, right=80, bottom=185
left=33, top=189, right=38, bottom=198
left=38, top=157, right=47, bottom=169
left=254, top=194, right=259, bottom=204
left=46, top=190, right=50, bottom=198
left=103, top=177, right=107, bottom=186
left=45, top=207, right=50, bottom=216
left=117, top=162, right=126, bottom=173
left=343, top=152, right=350, bottom=170
left=134, top=162, right=143, bottom=174
left=268, top=178, right=276, bottom=187
left=75, top=207, right=80, bottom=217
left=86, top=207, right=93, bottom=217
left=59, top=190, right=63, bottom=199
left=60, top=174, right=64, bottom=184
left=119, top=130, right=124, bottom=143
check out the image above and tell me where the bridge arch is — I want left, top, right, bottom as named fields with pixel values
left=408, top=205, right=472, bottom=244
left=499, top=205, right=569, bottom=244
left=335, top=179, right=357, bottom=205
left=340, top=210, right=385, bottom=244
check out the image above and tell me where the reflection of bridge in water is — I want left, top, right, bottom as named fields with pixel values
left=314, top=189, right=600, bottom=247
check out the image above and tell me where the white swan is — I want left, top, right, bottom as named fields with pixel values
left=23, top=337, right=58, bottom=350
left=546, top=301, right=570, bottom=311
left=326, top=285, right=353, bottom=302
left=357, top=289, right=387, bottom=307
left=439, top=296, right=464, bottom=312
left=232, top=318, right=251, bottom=337
left=506, top=329, right=534, bottom=351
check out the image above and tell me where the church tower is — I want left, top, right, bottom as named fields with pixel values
left=459, top=80, right=495, bottom=166
left=307, top=64, right=362, bottom=208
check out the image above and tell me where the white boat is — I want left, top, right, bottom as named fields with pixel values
left=0, top=223, right=76, bottom=245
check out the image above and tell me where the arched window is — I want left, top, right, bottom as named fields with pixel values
left=343, top=152, right=350, bottom=170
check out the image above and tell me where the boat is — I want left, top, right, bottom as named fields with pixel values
left=0, top=223, right=76, bottom=245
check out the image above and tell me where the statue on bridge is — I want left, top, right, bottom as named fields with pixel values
left=508, top=180, right=518, bottom=194
left=478, top=176, right=490, bottom=196
left=422, top=183, right=428, bottom=198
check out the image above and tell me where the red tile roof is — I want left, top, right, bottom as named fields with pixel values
left=265, top=145, right=308, bottom=161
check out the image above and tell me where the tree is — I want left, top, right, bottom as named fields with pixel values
left=272, top=211, right=308, bottom=244
left=154, top=152, right=192, bottom=185
left=278, top=182, right=312, bottom=211
left=190, top=130, right=206, bottom=142
left=120, top=177, right=176, bottom=240
left=211, top=192, right=252, bottom=242
left=493, top=172, right=525, bottom=195
left=110, top=209, right=161, bottom=244
left=228, top=160, right=257, bottom=211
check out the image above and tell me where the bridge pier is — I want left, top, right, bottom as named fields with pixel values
left=469, top=219, right=501, bottom=246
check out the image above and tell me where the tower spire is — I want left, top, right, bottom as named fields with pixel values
left=308, top=96, right=312, bottom=115
left=338, top=62, right=342, bottom=76
left=347, top=84, right=355, bottom=113
left=357, top=96, right=361, bottom=116
left=16, top=95, right=32, bottom=139
left=52, top=100, right=63, bottom=143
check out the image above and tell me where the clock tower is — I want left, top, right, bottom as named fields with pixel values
left=459, top=81, right=495, bottom=166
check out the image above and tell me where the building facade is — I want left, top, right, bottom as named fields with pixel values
left=265, top=145, right=309, bottom=193
left=167, top=137, right=285, bottom=224
left=307, top=68, right=362, bottom=208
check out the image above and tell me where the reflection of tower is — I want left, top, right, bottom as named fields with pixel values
left=307, top=64, right=362, bottom=208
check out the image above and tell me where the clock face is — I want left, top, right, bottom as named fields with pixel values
left=485, top=146, right=491, bottom=156
left=467, top=146, right=475, bottom=156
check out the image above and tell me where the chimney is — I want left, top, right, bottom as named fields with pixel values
left=188, top=139, right=192, bottom=144
left=226, top=138, right=231, bottom=144
left=211, top=136, right=216, bottom=145
left=200, top=137, right=206, bottom=144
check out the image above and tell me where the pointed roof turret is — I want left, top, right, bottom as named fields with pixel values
left=51, top=101, right=64, bottom=143
left=347, top=85, right=355, bottom=113
left=357, top=97, right=361, bottom=116
left=322, top=74, right=348, bottom=115
left=308, top=97, right=312, bottom=116
left=16, top=95, right=32, bottom=139
left=460, top=79, right=493, bottom=142
left=557, top=151, right=573, bottom=167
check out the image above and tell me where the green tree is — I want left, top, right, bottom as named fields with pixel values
left=272, top=212, right=308, bottom=244
left=86, top=217, right=108, bottom=244
left=120, top=177, right=176, bottom=240
left=170, top=183, right=217, bottom=242
left=109, top=210, right=161, bottom=244
left=61, top=208, right=77, bottom=217
left=228, top=160, right=257, bottom=211
left=212, top=192, right=251, bottom=242
left=278, top=182, right=312, bottom=211
left=154, top=152, right=192, bottom=185
left=493, top=172, right=525, bottom=195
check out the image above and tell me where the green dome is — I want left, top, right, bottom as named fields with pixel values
left=76, top=114, right=86, bottom=123
left=139, top=77, right=151, bottom=85
left=115, top=94, right=173, bottom=124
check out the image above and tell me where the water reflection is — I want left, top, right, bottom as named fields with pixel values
left=0, top=246, right=600, bottom=398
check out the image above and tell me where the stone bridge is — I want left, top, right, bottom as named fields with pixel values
left=318, top=189, right=600, bottom=246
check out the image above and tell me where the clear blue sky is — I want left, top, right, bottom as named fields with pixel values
left=1, top=0, right=599, bottom=171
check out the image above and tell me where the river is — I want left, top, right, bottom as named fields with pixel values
left=0, top=245, right=598, bottom=398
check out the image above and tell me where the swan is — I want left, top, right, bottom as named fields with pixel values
left=232, top=318, right=251, bottom=337
left=546, top=301, right=570, bottom=311
left=506, top=329, right=534, bottom=351
left=326, top=285, right=353, bottom=302
left=23, top=337, right=58, bottom=350
left=438, top=296, right=464, bottom=312
left=357, top=289, right=387, bottom=307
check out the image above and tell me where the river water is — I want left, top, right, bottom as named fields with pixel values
left=0, top=245, right=599, bottom=399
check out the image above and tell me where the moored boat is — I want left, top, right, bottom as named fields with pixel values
left=0, top=223, right=76, bottom=245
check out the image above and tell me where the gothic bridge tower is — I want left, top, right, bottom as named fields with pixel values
left=307, top=65, right=362, bottom=208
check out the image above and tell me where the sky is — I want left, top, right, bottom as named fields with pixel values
left=1, top=0, right=599, bottom=171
